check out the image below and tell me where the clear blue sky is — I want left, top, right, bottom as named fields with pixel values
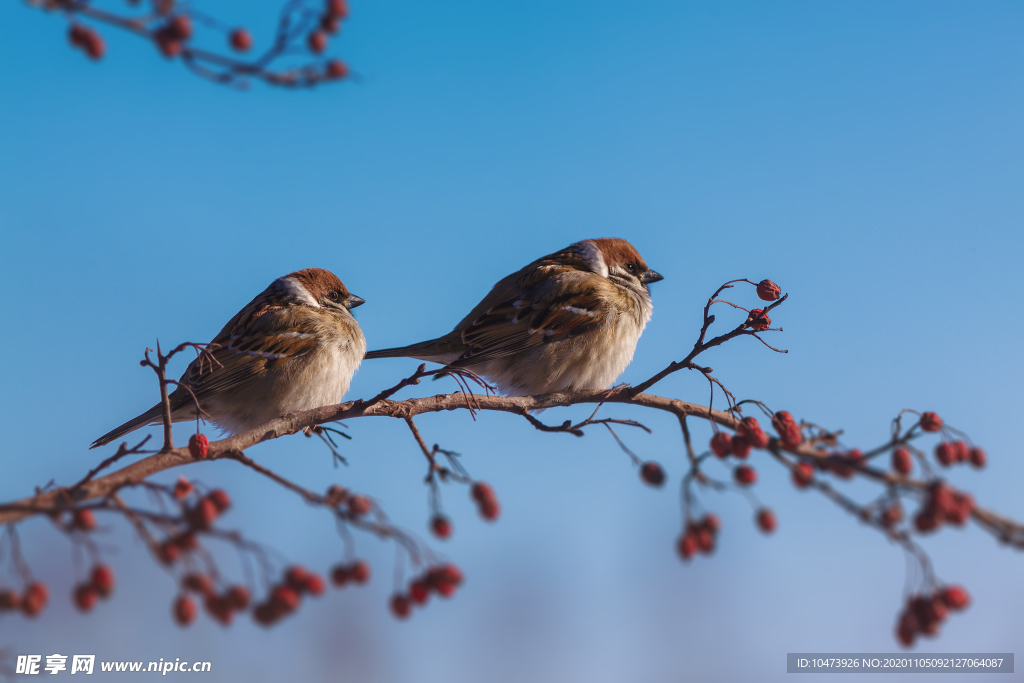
left=1, top=1, right=1022, bottom=681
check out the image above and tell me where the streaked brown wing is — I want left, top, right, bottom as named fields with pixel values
left=177, top=303, right=319, bottom=404
left=450, top=267, right=607, bottom=367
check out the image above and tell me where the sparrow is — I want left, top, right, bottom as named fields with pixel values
left=365, top=238, right=663, bottom=396
left=92, top=268, right=366, bottom=448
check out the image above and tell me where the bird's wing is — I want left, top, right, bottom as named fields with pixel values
left=176, top=303, right=320, bottom=406
left=449, top=265, right=610, bottom=367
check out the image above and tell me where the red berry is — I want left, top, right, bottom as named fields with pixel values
left=734, top=464, right=757, bottom=486
left=939, top=585, right=970, bottom=610
left=935, top=442, right=955, bottom=467
left=72, top=508, right=96, bottom=531
left=435, top=563, right=464, bottom=587
left=253, top=602, right=278, bottom=626
left=225, top=585, right=250, bottom=611
left=350, top=560, right=371, bottom=584
left=774, top=410, right=795, bottom=426
left=471, top=482, right=495, bottom=503
left=325, top=59, right=349, bottom=79
left=188, top=433, right=209, bottom=458
left=321, top=15, right=340, bottom=34
left=308, top=30, right=327, bottom=54
left=205, top=595, right=233, bottom=625
left=792, top=462, right=814, bottom=488
left=22, top=582, right=48, bottom=617
left=756, top=279, right=781, bottom=301
left=173, top=476, right=194, bottom=500
left=348, top=494, right=371, bottom=516
left=702, top=513, right=721, bottom=532
left=326, top=0, right=349, bottom=19
left=285, top=566, right=310, bottom=593
left=90, top=564, right=114, bottom=598
left=640, top=461, right=665, bottom=487
left=478, top=499, right=501, bottom=521
left=951, top=440, right=969, bottom=463
left=330, top=564, right=350, bottom=587
left=168, top=15, right=192, bottom=41
left=304, top=574, right=326, bottom=597
left=430, top=515, right=452, bottom=539
left=472, top=482, right=501, bottom=520
left=74, top=583, right=97, bottom=612
left=694, top=525, right=715, bottom=553
left=271, top=585, right=300, bottom=613
left=174, top=532, right=199, bottom=551
left=739, top=417, right=769, bottom=448
left=390, top=593, right=411, bottom=619
left=880, top=504, right=903, bottom=527
left=731, top=435, right=751, bottom=459
left=710, top=432, right=732, bottom=458
left=756, top=508, right=777, bottom=533
left=779, top=423, right=803, bottom=449
left=748, top=308, right=771, bottom=331
left=174, top=595, right=197, bottom=626
left=158, top=540, right=180, bottom=565
left=892, top=447, right=912, bottom=475
left=676, top=532, right=697, bottom=560
left=968, top=447, right=987, bottom=468
left=229, top=28, right=252, bottom=52
left=183, top=573, right=215, bottom=598
left=920, top=412, right=943, bottom=433
left=189, top=497, right=219, bottom=529
left=914, top=510, right=940, bottom=533
left=409, top=579, right=430, bottom=605
left=207, top=489, right=231, bottom=513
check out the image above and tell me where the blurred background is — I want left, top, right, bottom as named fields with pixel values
left=1, top=1, right=1022, bottom=680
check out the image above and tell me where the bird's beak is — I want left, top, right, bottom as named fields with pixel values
left=345, top=294, right=366, bottom=309
left=641, top=269, right=664, bottom=285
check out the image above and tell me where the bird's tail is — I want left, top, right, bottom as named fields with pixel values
left=364, top=338, right=461, bottom=362
left=90, top=404, right=164, bottom=449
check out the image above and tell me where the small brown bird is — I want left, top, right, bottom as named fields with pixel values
left=92, top=268, right=366, bottom=448
left=365, top=238, right=662, bottom=396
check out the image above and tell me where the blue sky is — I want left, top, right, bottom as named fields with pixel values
left=1, top=1, right=1022, bottom=681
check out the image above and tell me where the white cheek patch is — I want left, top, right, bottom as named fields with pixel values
left=577, top=241, right=609, bottom=277
left=280, top=277, right=320, bottom=308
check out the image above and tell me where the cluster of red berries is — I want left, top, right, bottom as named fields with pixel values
left=914, top=481, right=975, bottom=532
left=154, top=15, right=193, bottom=59
left=896, top=585, right=970, bottom=647
left=253, top=566, right=326, bottom=626
left=771, top=411, right=803, bottom=449
left=676, top=513, right=720, bottom=560
left=157, top=487, right=231, bottom=564
left=935, top=441, right=986, bottom=468
left=302, top=0, right=350, bottom=79
left=818, top=449, right=863, bottom=480
left=471, top=482, right=500, bottom=521
left=330, top=560, right=371, bottom=588
left=747, top=309, right=772, bottom=331
left=73, top=565, right=115, bottom=612
left=324, top=484, right=374, bottom=518
left=640, top=461, right=666, bottom=487
left=710, top=417, right=768, bottom=460
left=0, top=582, right=49, bottom=617
left=390, top=564, right=464, bottom=619
left=174, top=573, right=252, bottom=626
left=68, top=24, right=104, bottom=60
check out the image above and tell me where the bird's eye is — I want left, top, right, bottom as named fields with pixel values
left=626, top=263, right=636, bottom=272
left=329, top=291, right=340, bottom=301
